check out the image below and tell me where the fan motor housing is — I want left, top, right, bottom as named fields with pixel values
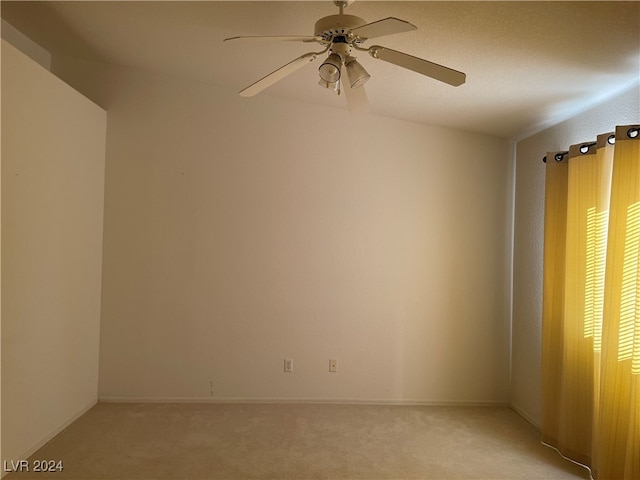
left=314, top=14, right=367, bottom=41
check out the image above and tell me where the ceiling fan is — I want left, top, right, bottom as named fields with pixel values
left=224, top=0, right=466, bottom=113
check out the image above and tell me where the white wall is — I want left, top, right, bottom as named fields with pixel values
left=51, top=58, right=512, bottom=404
left=1, top=40, right=106, bottom=466
left=511, top=86, right=640, bottom=426
left=0, top=21, right=51, bottom=469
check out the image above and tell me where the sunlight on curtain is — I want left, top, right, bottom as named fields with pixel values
left=617, top=200, right=640, bottom=368
left=595, top=126, right=640, bottom=480
left=542, top=125, right=640, bottom=480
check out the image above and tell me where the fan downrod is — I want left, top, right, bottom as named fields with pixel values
left=333, top=1, right=355, bottom=15
left=333, top=1, right=355, bottom=8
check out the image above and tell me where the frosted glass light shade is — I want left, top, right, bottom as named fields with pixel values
left=319, top=54, right=342, bottom=83
left=345, top=57, right=370, bottom=88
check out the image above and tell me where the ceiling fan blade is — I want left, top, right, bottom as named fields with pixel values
left=239, top=52, right=319, bottom=97
left=342, top=65, right=370, bottom=113
left=224, top=35, right=320, bottom=43
left=350, top=17, right=416, bottom=40
left=369, top=46, right=466, bottom=86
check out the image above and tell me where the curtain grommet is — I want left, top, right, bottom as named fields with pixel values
left=579, top=142, right=596, bottom=154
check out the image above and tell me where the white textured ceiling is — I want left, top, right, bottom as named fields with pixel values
left=2, top=1, right=639, bottom=138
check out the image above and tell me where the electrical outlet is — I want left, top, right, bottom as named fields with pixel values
left=329, top=359, right=337, bottom=372
left=284, top=358, right=293, bottom=373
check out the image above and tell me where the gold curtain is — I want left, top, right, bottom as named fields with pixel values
left=542, top=125, right=640, bottom=480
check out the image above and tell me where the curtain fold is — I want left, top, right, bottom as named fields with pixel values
left=542, top=150, right=569, bottom=453
left=542, top=125, right=640, bottom=480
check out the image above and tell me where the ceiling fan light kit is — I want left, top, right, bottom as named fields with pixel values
left=225, top=0, right=466, bottom=112
left=345, top=56, right=370, bottom=88
left=319, top=53, right=343, bottom=83
left=318, top=78, right=340, bottom=94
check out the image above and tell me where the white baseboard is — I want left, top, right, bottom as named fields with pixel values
left=1, top=398, right=97, bottom=479
left=510, top=402, right=541, bottom=429
left=99, top=396, right=509, bottom=407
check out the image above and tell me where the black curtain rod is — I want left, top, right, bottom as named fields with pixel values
left=542, top=127, right=638, bottom=163
left=542, top=151, right=569, bottom=163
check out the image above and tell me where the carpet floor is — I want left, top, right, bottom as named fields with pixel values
left=4, top=403, right=590, bottom=480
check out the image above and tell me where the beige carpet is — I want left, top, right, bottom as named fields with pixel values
left=5, top=403, right=589, bottom=480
